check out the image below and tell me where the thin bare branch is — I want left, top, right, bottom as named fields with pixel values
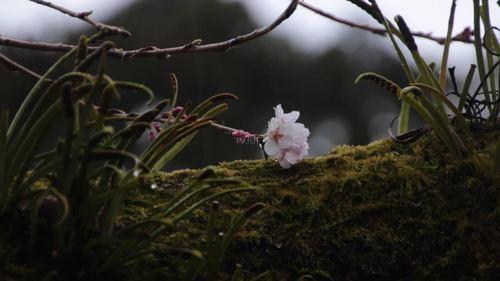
left=29, top=0, right=131, bottom=37
left=1, top=0, right=299, bottom=59
left=0, top=53, right=51, bottom=81
left=300, top=1, right=385, bottom=36
left=298, top=0, right=473, bottom=44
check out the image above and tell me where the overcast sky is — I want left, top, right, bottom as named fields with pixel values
left=1, top=0, right=498, bottom=152
left=0, top=0, right=498, bottom=75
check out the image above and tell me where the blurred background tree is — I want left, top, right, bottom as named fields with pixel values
left=0, top=0, right=407, bottom=169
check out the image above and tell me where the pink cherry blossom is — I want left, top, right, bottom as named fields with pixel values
left=264, top=104, right=310, bottom=169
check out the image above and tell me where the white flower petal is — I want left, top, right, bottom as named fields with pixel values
left=282, top=110, right=300, bottom=123
left=278, top=157, right=292, bottom=169
left=277, top=134, right=294, bottom=149
left=285, top=150, right=301, bottom=164
left=274, top=104, right=284, bottom=117
left=264, top=140, right=279, bottom=156
left=267, top=118, right=279, bottom=132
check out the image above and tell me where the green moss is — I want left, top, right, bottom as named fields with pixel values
left=2, top=133, right=499, bottom=280
left=118, top=132, right=499, bottom=280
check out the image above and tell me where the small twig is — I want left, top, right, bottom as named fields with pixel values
left=298, top=0, right=473, bottom=44
left=0, top=52, right=51, bottom=81
left=29, top=0, right=131, bottom=37
left=299, top=1, right=385, bottom=36
left=1, top=0, right=299, bottom=59
left=210, top=121, right=264, bottom=139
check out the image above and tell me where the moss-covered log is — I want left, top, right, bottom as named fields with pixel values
left=2, top=133, right=499, bottom=280
left=123, top=133, right=499, bottom=280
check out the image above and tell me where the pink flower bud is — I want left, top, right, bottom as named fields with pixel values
left=149, top=122, right=162, bottom=141
left=231, top=129, right=253, bottom=139
left=171, top=106, right=184, bottom=116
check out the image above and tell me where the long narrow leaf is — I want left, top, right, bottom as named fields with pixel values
left=7, top=47, right=78, bottom=141
left=401, top=86, right=462, bottom=156
left=191, top=93, right=237, bottom=115
left=81, top=178, right=140, bottom=214
left=438, top=0, right=457, bottom=89
left=48, top=187, right=70, bottom=227
left=459, top=65, right=477, bottom=111
left=472, top=0, right=492, bottom=111
left=172, top=187, right=256, bottom=223
left=6, top=102, right=61, bottom=185
left=0, top=108, right=9, bottom=210
left=480, top=1, right=498, bottom=100
left=86, top=150, right=149, bottom=173
left=150, top=122, right=210, bottom=170
left=411, top=83, right=470, bottom=137
left=169, top=73, right=179, bottom=109
left=220, top=203, right=265, bottom=253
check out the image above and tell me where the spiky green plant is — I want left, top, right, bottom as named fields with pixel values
left=350, top=0, right=499, bottom=175
left=0, top=33, right=256, bottom=279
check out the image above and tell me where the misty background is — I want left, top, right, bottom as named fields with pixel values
left=1, top=0, right=497, bottom=169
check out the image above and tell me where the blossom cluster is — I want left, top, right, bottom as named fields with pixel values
left=147, top=103, right=310, bottom=169
left=264, top=104, right=310, bottom=168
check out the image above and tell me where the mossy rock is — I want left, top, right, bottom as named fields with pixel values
left=122, top=132, right=499, bottom=280
left=2, top=133, right=499, bottom=280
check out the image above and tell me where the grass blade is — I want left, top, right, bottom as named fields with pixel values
left=459, top=64, right=477, bottom=112
left=439, top=0, right=457, bottom=89
left=472, top=0, right=492, bottom=112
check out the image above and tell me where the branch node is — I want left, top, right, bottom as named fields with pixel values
left=77, top=10, right=93, bottom=18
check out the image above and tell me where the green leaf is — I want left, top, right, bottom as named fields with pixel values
left=411, top=83, right=470, bottom=137
left=146, top=118, right=213, bottom=169
left=438, top=0, right=457, bottom=89
left=0, top=108, right=9, bottom=210
left=181, top=254, right=204, bottom=281
left=114, top=81, right=155, bottom=105
left=28, top=190, right=50, bottom=249
left=208, top=203, right=265, bottom=279
left=398, top=101, right=410, bottom=135
left=81, top=178, right=139, bottom=215
left=7, top=72, right=92, bottom=165
left=400, top=86, right=462, bottom=157
left=191, top=93, right=237, bottom=115
left=48, top=186, right=70, bottom=227
left=161, top=184, right=215, bottom=217
left=86, top=149, right=149, bottom=173
left=345, top=0, right=383, bottom=23
left=74, top=41, right=115, bottom=72
left=172, top=187, right=256, bottom=223
left=150, top=123, right=209, bottom=170
left=480, top=0, right=499, bottom=121
left=458, top=65, right=477, bottom=112
left=87, top=164, right=126, bottom=182
left=169, top=73, right=179, bottom=108
left=202, top=103, right=229, bottom=118
left=473, top=0, right=492, bottom=111
left=7, top=102, right=61, bottom=186
left=220, top=203, right=265, bottom=252
left=355, top=72, right=401, bottom=95
left=7, top=47, right=77, bottom=141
